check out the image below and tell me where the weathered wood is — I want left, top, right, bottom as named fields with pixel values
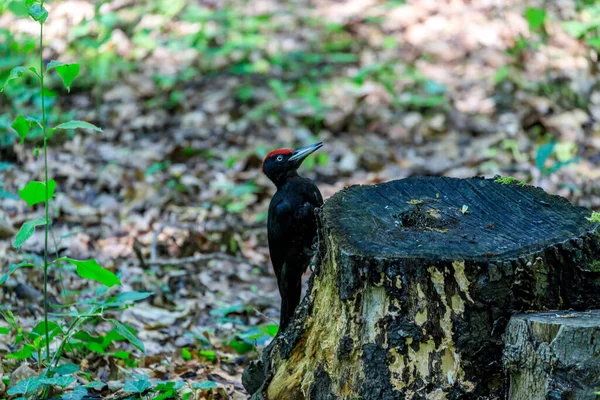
left=243, top=176, right=600, bottom=399
left=504, top=311, right=600, bottom=400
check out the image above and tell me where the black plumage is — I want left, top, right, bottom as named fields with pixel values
left=262, top=142, right=324, bottom=330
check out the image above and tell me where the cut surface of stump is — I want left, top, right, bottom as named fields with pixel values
left=243, top=176, right=600, bottom=399
left=504, top=311, right=600, bottom=400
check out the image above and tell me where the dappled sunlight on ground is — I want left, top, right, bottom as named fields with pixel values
left=0, top=0, right=599, bottom=397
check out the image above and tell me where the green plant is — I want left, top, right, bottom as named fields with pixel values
left=535, top=141, right=579, bottom=176
left=587, top=211, right=600, bottom=223
left=0, top=2, right=146, bottom=398
left=505, top=7, right=548, bottom=70
left=562, top=2, right=600, bottom=50
left=525, top=7, right=547, bottom=36
left=494, top=176, right=527, bottom=186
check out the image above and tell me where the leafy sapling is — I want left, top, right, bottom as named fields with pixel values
left=1, top=1, right=147, bottom=398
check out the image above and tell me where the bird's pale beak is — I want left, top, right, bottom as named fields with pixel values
left=288, top=142, right=323, bottom=164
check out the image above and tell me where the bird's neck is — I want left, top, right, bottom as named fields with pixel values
left=274, top=170, right=299, bottom=190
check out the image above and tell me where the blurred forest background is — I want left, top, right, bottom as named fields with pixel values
left=0, top=0, right=599, bottom=398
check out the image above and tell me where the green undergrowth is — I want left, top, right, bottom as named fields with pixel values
left=0, top=1, right=151, bottom=399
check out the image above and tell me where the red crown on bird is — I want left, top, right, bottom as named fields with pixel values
left=262, top=148, right=292, bottom=172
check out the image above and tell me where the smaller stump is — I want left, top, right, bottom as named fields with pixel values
left=504, top=311, right=600, bottom=400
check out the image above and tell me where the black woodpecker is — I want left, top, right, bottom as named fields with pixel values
left=262, top=142, right=324, bottom=331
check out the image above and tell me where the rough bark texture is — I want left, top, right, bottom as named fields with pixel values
left=243, top=176, right=600, bottom=399
left=503, top=311, right=600, bottom=400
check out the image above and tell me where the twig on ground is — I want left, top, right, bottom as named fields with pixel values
left=252, top=307, right=279, bottom=326
left=144, top=253, right=263, bottom=269
left=132, top=239, right=147, bottom=269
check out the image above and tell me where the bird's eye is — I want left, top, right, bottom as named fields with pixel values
left=276, top=155, right=283, bottom=161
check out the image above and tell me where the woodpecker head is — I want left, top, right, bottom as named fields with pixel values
left=262, top=142, right=323, bottom=187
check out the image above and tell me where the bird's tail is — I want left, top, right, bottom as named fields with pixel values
left=279, top=277, right=302, bottom=331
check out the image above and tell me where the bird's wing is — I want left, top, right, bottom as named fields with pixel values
left=294, top=198, right=321, bottom=255
left=268, top=180, right=323, bottom=281
left=268, top=198, right=293, bottom=281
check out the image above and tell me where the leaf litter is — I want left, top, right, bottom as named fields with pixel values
left=0, top=0, right=599, bottom=397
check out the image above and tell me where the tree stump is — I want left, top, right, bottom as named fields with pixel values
left=243, top=176, right=600, bottom=399
left=504, top=311, right=600, bottom=400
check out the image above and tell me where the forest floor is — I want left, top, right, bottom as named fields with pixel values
left=0, top=0, right=599, bottom=398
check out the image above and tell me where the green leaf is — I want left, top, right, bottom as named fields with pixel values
left=199, top=349, right=216, bottom=361
left=53, top=363, right=80, bottom=375
left=424, top=80, right=447, bottom=95
left=0, top=327, right=10, bottom=334
left=525, top=7, right=546, bottom=31
left=109, top=319, right=145, bottom=352
left=18, top=180, right=56, bottom=207
left=0, top=189, right=19, bottom=201
left=9, top=0, right=30, bottom=15
left=25, top=116, right=42, bottom=128
left=7, top=376, right=43, bottom=395
left=259, top=324, right=279, bottom=337
left=28, top=3, right=48, bottom=23
left=327, top=52, right=358, bottom=63
left=155, top=381, right=185, bottom=391
left=60, top=258, right=120, bottom=287
left=268, top=79, right=287, bottom=102
left=11, top=115, right=32, bottom=145
left=0, top=162, right=15, bottom=172
left=31, top=320, right=62, bottom=340
left=153, top=388, right=178, bottom=400
left=61, top=386, right=88, bottom=400
left=72, top=330, right=104, bottom=344
left=1, top=66, right=28, bottom=92
left=7, top=344, right=35, bottom=360
left=111, top=350, right=130, bottom=359
left=586, top=37, right=600, bottom=50
left=209, top=303, right=245, bottom=317
left=192, top=381, right=217, bottom=390
left=0, top=261, right=37, bottom=284
left=54, top=64, right=80, bottom=92
left=50, top=120, right=102, bottom=136
left=14, top=219, right=47, bottom=249
left=227, top=337, right=254, bottom=354
left=562, top=20, right=591, bottom=38
left=85, top=382, right=105, bottom=389
left=144, top=161, right=170, bottom=176
left=40, top=375, right=76, bottom=388
left=109, top=291, right=153, bottom=305
left=494, top=65, right=510, bottom=84
left=536, top=142, right=556, bottom=172
left=123, top=378, right=151, bottom=393
left=181, top=347, right=191, bottom=360
left=47, top=60, right=64, bottom=70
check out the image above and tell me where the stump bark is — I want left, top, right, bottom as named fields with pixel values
left=504, top=311, right=600, bottom=400
left=243, top=176, right=600, bottom=399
